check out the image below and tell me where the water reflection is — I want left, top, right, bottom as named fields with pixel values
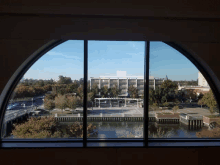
left=58, top=121, right=210, bottom=139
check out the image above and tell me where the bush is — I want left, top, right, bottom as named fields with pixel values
left=163, top=102, right=169, bottom=107
left=11, top=116, right=97, bottom=138
left=172, top=106, right=179, bottom=112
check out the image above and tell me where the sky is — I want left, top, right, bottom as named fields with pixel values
left=23, top=40, right=199, bottom=81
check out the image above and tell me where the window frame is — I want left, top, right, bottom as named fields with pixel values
left=0, top=40, right=220, bottom=148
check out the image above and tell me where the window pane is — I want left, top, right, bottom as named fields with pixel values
left=2, top=40, right=86, bottom=139
left=149, top=42, right=219, bottom=138
left=88, top=41, right=144, bottom=139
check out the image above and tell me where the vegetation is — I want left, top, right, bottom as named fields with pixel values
left=162, top=102, right=169, bottom=107
left=109, top=83, right=121, bottom=98
left=173, top=80, right=198, bottom=86
left=149, top=80, right=179, bottom=106
left=11, top=116, right=97, bottom=138
left=100, top=85, right=109, bottom=98
left=149, top=103, right=159, bottom=111
left=128, top=85, right=139, bottom=98
left=172, top=106, right=179, bottom=113
left=198, top=99, right=205, bottom=108
left=201, top=90, right=217, bottom=114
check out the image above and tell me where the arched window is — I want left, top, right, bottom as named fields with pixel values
left=1, top=40, right=220, bottom=147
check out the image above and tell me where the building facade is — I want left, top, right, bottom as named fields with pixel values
left=198, top=71, right=209, bottom=87
left=90, top=71, right=166, bottom=97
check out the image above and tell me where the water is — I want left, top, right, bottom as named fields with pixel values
left=59, top=121, right=210, bottom=138
left=59, top=122, right=144, bottom=138
left=5, top=121, right=211, bottom=139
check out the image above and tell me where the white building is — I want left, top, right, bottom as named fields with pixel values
left=198, top=71, right=209, bottom=87
left=90, top=71, right=166, bottom=97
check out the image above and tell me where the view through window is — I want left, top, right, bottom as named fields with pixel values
left=1, top=40, right=219, bottom=145
left=149, top=42, right=219, bottom=139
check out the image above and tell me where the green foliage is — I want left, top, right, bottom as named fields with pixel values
left=45, top=93, right=57, bottom=100
left=109, top=83, right=121, bottom=98
left=55, top=94, right=68, bottom=113
left=160, top=80, right=178, bottom=102
left=57, top=75, right=72, bottom=84
left=44, top=99, right=55, bottom=110
left=77, top=85, right=84, bottom=99
left=128, top=85, right=139, bottom=98
left=163, top=102, right=169, bottom=107
left=202, top=90, right=217, bottom=114
left=198, top=93, right=204, bottom=100
left=149, top=87, right=164, bottom=105
left=66, top=96, right=77, bottom=110
left=12, top=116, right=63, bottom=138
left=100, top=85, right=109, bottom=98
left=172, top=105, right=179, bottom=112
left=149, top=102, right=158, bottom=111
left=198, top=99, right=204, bottom=108
left=66, top=122, right=97, bottom=138
left=11, top=117, right=97, bottom=138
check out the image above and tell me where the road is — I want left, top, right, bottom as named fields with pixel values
left=6, top=95, right=44, bottom=111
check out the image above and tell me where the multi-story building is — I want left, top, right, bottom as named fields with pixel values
left=90, top=71, right=167, bottom=97
left=198, top=71, right=209, bottom=87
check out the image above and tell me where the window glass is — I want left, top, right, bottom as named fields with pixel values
left=149, top=42, right=219, bottom=138
left=2, top=40, right=87, bottom=139
left=88, top=41, right=145, bottom=140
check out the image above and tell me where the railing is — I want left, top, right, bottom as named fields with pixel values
left=57, top=113, right=143, bottom=118
left=3, top=107, right=35, bottom=123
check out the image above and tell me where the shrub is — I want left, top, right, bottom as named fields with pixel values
left=172, top=105, right=179, bottom=112
left=163, top=102, right=169, bottom=107
left=11, top=116, right=97, bottom=138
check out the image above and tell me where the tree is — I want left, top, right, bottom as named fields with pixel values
left=198, top=99, right=204, bottom=108
left=149, top=87, right=164, bottom=105
left=69, top=81, right=79, bottom=93
left=173, top=105, right=179, bottom=113
left=55, top=94, right=68, bottom=114
left=198, top=93, right=204, bottom=100
left=67, top=96, right=77, bottom=111
left=160, top=80, right=178, bottom=102
left=58, top=75, right=72, bottom=84
left=44, top=99, right=55, bottom=116
left=100, top=85, right=109, bottom=98
left=128, top=85, right=139, bottom=98
left=77, top=85, right=84, bottom=99
left=90, top=83, right=99, bottom=100
left=109, top=83, right=121, bottom=98
left=202, top=90, right=217, bottom=114
left=11, top=116, right=97, bottom=138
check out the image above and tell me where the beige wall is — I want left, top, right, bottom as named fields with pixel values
left=1, top=1, right=220, bottom=164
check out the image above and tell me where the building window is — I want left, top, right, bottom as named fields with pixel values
left=1, top=40, right=220, bottom=148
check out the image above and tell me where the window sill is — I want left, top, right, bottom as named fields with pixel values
left=2, top=138, right=220, bottom=148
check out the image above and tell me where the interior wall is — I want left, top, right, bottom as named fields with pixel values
left=0, top=1, right=220, bottom=164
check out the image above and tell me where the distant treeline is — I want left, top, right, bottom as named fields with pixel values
left=173, top=80, right=198, bottom=86
left=13, top=76, right=86, bottom=99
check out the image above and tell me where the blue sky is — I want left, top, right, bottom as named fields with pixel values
left=23, top=40, right=198, bottom=81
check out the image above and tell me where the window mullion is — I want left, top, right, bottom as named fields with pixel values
left=83, top=40, right=88, bottom=147
left=144, top=41, right=150, bottom=147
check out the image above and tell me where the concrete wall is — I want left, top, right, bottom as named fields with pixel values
left=1, top=0, right=220, bottom=164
